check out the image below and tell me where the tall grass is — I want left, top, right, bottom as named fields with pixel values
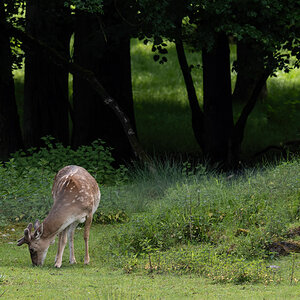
left=112, top=158, right=300, bottom=261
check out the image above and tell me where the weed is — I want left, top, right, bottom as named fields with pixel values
left=0, top=274, right=5, bottom=284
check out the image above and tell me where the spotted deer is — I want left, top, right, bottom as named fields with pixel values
left=17, top=165, right=100, bottom=268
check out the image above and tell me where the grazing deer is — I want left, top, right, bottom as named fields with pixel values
left=17, top=165, right=100, bottom=268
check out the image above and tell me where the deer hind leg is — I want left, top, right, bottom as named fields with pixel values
left=84, top=213, right=93, bottom=265
left=55, top=228, right=68, bottom=268
left=68, top=222, right=78, bottom=264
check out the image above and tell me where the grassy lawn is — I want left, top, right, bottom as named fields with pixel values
left=7, top=38, right=300, bottom=299
left=1, top=224, right=300, bottom=299
left=1, top=158, right=300, bottom=299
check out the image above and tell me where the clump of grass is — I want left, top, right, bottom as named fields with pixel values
left=0, top=274, right=5, bottom=284
left=112, top=159, right=300, bottom=261
left=118, top=244, right=284, bottom=284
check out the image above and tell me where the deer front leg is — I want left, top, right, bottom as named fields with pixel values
left=68, top=222, right=78, bottom=265
left=55, top=228, right=68, bottom=268
left=84, top=214, right=93, bottom=265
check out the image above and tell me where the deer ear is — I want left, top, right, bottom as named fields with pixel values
left=34, top=219, right=40, bottom=230
left=24, top=228, right=32, bottom=243
left=17, top=223, right=33, bottom=246
left=33, top=223, right=43, bottom=240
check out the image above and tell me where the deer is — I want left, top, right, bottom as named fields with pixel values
left=17, top=165, right=100, bottom=268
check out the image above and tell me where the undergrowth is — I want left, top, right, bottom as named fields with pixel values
left=0, top=142, right=299, bottom=284
left=0, top=137, right=128, bottom=225
left=111, top=158, right=300, bottom=274
left=120, top=245, right=284, bottom=285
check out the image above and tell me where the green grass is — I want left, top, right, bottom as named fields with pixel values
left=130, top=39, right=201, bottom=153
left=1, top=152, right=300, bottom=298
left=130, top=39, right=300, bottom=156
left=13, top=39, right=300, bottom=157
left=0, top=224, right=300, bottom=299
left=7, top=48, right=300, bottom=298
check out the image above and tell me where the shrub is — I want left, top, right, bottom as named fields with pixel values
left=10, top=136, right=126, bottom=185
left=0, top=138, right=128, bottom=224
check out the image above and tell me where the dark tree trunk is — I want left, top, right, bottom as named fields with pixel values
left=0, top=3, right=23, bottom=160
left=6, top=22, right=149, bottom=165
left=233, top=41, right=267, bottom=103
left=23, top=0, right=71, bottom=148
left=175, top=36, right=204, bottom=150
left=202, top=34, right=234, bottom=166
left=232, top=71, right=270, bottom=158
left=72, top=4, right=135, bottom=163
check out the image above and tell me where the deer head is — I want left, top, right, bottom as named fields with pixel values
left=17, top=220, right=50, bottom=266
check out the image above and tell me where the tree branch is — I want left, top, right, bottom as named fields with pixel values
left=233, top=72, right=270, bottom=146
left=6, top=23, right=150, bottom=163
left=175, top=23, right=204, bottom=149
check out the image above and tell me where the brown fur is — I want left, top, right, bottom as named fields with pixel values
left=17, top=165, right=100, bottom=267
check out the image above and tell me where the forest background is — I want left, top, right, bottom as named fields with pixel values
left=1, top=0, right=300, bottom=168
left=1, top=1, right=300, bottom=298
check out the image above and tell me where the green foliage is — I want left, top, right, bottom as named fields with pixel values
left=130, top=38, right=300, bottom=156
left=0, top=224, right=299, bottom=297
left=4, top=0, right=26, bottom=69
left=10, top=136, right=126, bottom=185
left=93, top=210, right=129, bottom=224
left=0, top=274, right=6, bottom=285
left=112, top=159, right=300, bottom=260
left=65, top=0, right=103, bottom=13
left=139, top=245, right=281, bottom=284
left=0, top=138, right=128, bottom=224
left=0, top=159, right=53, bottom=224
left=0, top=156, right=300, bottom=288
left=137, top=0, right=300, bottom=77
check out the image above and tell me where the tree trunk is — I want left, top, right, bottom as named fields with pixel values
left=0, top=3, right=23, bottom=160
left=202, top=33, right=234, bottom=166
left=175, top=36, right=204, bottom=150
left=233, top=41, right=267, bottom=103
left=6, top=22, right=149, bottom=165
left=232, top=71, right=270, bottom=158
left=23, top=0, right=71, bottom=148
left=72, top=5, right=135, bottom=163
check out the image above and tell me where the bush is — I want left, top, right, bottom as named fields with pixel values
left=10, top=136, right=127, bottom=185
left=0, top=138, right=128, bottom=224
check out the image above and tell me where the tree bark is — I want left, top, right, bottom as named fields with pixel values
left=232, top=71, right=270, bottom=157
left=175, top=36, right=204, bottom=150
left=6, top=21, right=149, bottom=164
left=233, top=41, right=267, bottom=103
left=23, top=0, right=71, bottom=148
left=72, top=3, right=136, bottom=163
left=0, top=2, right=23, bottom=160
left=202, top=33, right=234, bottom=166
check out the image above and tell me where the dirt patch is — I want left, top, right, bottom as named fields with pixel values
left=268, top=240, right=300, bottom=256
left=286, top=226, right=300, bottom=238
left=268, top=226, right=300, bottom=256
